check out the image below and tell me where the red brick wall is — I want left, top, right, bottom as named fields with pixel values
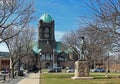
left=0, top=58, right=10, bottom=70
left=110, top=64, right=120, bottom=72
left=60, top=61, right=74, bottom=68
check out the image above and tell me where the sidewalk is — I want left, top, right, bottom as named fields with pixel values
left=0, top=76, right=24, bottom=84
left=17, top=72, right=40, bottom=84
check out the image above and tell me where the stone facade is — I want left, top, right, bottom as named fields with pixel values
left=38, top=16, right=56, bottom=49
left=37, top=13, right=56, bottom=68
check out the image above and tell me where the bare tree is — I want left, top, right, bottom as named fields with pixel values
left=61, top=0, right=120, bottom=69
left=22, top=51, right=35, bottom=72
left=4, top=26, right=35, bottom=78
left=0, top=0, right=35, bottom=43
left=61, top=26, right=112, bottom=68
left=87, top=0, right=120, bottom=52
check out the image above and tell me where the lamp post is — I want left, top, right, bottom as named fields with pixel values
left=39, top=52, right=41, bottom=84
left=53, top=49, right=55, bottom=68
left=108, top=53, right=110, bottom=73
left=39, top=52, right=41, bottom=73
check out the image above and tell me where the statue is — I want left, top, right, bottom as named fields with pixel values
left=70, top=37, right=86, bottom=61
left=77, top=37, right=85, bottom=61
left=71, top=37, right=93, bottom=80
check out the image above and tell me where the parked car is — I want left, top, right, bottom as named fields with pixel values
left=27, top=65, right=39, bottom=73
left=92, top=68, right=106, bottom=72
left=65, top=67, right=70, bottom=70
left=48, top=67, right=61, bottom=73
left=0, top=69, right=8, bottom=75
left=66, top=68, right=74, bottom=73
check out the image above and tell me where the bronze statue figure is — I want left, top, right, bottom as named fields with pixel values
left=79, top=37, right=85, bottom=61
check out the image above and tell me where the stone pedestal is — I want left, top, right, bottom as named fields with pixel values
left=72, top=61, right=93, bottom=80
left=74, top=61, right=89, bottom=77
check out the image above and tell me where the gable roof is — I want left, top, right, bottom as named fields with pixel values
left=41, top=43, right=53, bottom=54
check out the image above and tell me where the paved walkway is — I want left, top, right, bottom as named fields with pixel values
left=17, top=72, right=40, bottom=84
left=0, top=76, right=24, bottom=84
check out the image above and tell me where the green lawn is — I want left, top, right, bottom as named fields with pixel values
left=40, top=72, right=120, bottom=84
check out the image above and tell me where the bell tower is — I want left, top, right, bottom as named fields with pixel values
left=38, top=13, right=56, bottom=49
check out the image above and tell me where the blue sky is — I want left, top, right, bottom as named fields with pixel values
left=0, top=0, right=91, bottom=52
left=33, top=0, right=91, bottom=40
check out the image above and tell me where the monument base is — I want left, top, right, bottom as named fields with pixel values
left=71, top=77, right=94, bottom=80
left=72, top=61, right=93, bottom=80
left=74, top=61, right=89, bottom=77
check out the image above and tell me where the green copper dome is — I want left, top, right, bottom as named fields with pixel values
left=40, top=13, right=53, bottom=23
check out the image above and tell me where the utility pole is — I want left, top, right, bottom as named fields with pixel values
left=108, top=53, right=110, bottom=73
left=53, top=49, right=55, bottom=68
left=105, top=53, right=110, bottom=78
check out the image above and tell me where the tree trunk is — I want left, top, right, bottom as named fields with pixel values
left=11, top=65, right=15, bottom=78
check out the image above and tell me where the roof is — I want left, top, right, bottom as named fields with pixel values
left=32, top=41, right=73, bottom=55
left=32, top=41, right=41, bottom=54
left=32, top=41, right=53, bottom=54
left=0, top=52, right=10, bottom=58
left=40, top=13, right=53, bottom=23
left=55, top=42, right=74, bottom=54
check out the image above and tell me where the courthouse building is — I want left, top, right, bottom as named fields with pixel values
left=33, top=13, right=74, bottom=69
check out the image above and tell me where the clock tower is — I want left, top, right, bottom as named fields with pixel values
left=38, top=13, right=56, bottom=49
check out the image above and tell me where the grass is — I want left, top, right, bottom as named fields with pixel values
left=40, top=72, right=120, bottom=84
left=41, top=69, right=48, bottom=72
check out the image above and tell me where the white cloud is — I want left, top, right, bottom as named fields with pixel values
left=34, top=30, right=66, bottom=41
left=0, top=43, right=9, bottom=52
left=55, top=31, right=66, bottom=41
